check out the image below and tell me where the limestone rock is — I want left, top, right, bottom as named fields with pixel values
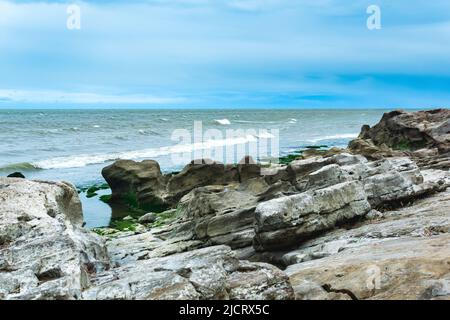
left=358, top=109, right=450, bottom=152
left=254, top=181, right=371, bottom=251
left=279, top=179, right=450, bottom=267
left=102, top=159, right=170, bottom=211
left=138, top=212, right=157, bottom=224
left=83, top=245, right=294, bottom=300
left=351, top=109, right=450, bottom=170
left=167, top=159, right=240, bottom=203
left=0, top=178, right=110, bottom=300
left=254, top=155, right=444, bottom=251
left=286, top=234, right=450, bottom=300
left=237, top=156, right=261, bottom=182
left=168, top=176, right=297, bottom=249
left=348, top=138, right=403, bottom=160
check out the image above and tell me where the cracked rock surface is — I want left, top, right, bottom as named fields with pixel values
left=286, top=188, right=450, bottom=300
left=0, top=178, right=293, bottom=300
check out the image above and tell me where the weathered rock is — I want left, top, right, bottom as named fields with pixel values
left=138, top=212, right=157, bottom=224
left=254, top=154, right=444, bottom=251
left=237, top=156, right=261, bottom=182
left=287, top=153, right=366, bottom=185
left=166, top=159, right=239, bottom=203
left=281, top=184, right=450, bottom=269
left=83, top=245, right=294, bottom=300
left=254, top=181, right=371, bottom=251
left=351, top=109, right=450, bottom=170
left=0, top=178, right=110, bottom=300
left=348, top=138, right=403, bottom=160
left=0, top=178, right=295, bottom=300
left=167, top=177, right=296, bottom=249
left=282, top=178, right=450, bottom=299
left=166, top=157, right=267, bottom=202
left=105, top=231, right=203, bottom=267
left=170, top=184, right=259, bottom=249
left=6, top=172, right=25, bottom=179
left=102, top=157, right=283, bottom=213
left=414, top=151, right=450, bottom=170
left=286, top=233, right=450, bottom=300
left=102, top=159, right=170, bottom=212
left=358, top=109, right=450, bottom=152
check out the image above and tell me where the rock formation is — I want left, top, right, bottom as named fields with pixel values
left=0, top=178, right=293, bottom=300
left=0, top=178, right=109, bottom=299
left=286, top=186, right=450, bottom=300
left=350, top=108, right=450, bottom=169
left=2, top=108, right=450, bottom=300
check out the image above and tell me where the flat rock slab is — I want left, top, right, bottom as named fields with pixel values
left=83, top=245, right=294, bottom=300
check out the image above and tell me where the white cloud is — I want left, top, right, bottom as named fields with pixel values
left=0, top=89, right=185, bottom=104
left=1, top=0, right=450, bottom=107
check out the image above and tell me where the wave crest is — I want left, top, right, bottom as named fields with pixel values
left=0, top=162, right=40, bottom=172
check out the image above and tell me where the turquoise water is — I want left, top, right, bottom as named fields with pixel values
left=0, top=109, right=389, bottom=227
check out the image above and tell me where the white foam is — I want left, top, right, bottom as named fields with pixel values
left=308, top=133, right=358, bottom=143
left=256, top=132, right=275, bottom=139
left=214, top=119, right=231, bottom=125
left=32, top=134, right=263, bottom=170
left=235, top=120, right=277, bottom=124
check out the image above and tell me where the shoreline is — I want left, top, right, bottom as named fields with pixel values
left=1, top=108, right=450, bottom=300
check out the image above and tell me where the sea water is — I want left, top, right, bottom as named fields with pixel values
left=0, top=108, right=390, bottom=227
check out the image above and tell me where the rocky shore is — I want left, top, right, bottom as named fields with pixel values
left=1, top=108, right=450, bottom=300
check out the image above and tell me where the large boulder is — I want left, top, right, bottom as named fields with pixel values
left=254, top=181, right=371, bottom=251
left=350, top=109, right=450, bottom=170
left=168, top=178, right=297, bottom=249
left=348, top=138, right=402, bottom=160
left=6, top=172, right=25, bottom=179
left=0, top=178, right=110, bottom=300
left=357, top=109, right=450, bottom=152
left=166, top=159, right=239, bottom=203
left=102, top=160, right=170, bottom=212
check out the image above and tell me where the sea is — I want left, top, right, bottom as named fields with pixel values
left=0, top=108, right=390, bottom=227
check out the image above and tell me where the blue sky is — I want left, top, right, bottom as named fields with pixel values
left=1, top=0, right=450, bottom=108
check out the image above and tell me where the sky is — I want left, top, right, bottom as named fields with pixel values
left=1, top=0, right=450, bottom=109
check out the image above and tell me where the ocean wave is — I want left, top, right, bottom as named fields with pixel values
left=138, top=129, right=160, bottom=136
left=36, top=128, right=60, bottom=135
left=0, top=162, right=40, bottom=172
left=30, top=134, right=266, bottom=170
left=234, top=120, right=278, bottom=124
left=214, top=119, right=231, bottom=125
left=255, top=132, right=275, bottom=139
left=308, top=133, right=358, bottom=143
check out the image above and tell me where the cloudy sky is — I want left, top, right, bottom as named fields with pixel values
left=1, top=0, right=450, bottom=108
